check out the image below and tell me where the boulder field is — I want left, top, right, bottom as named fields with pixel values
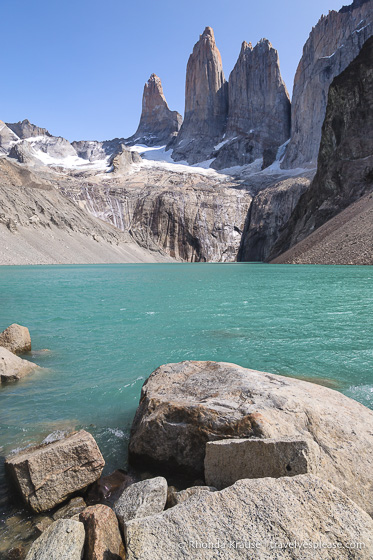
left=4, top=360, right=373, bottom=559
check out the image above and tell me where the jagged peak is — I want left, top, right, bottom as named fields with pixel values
left=255, top=38, right=273, bottom=50
left=201, top=26, right=215, bottom=41
left=240, top=41, right=253, bottom=55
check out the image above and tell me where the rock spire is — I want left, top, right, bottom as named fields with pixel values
left=127, top=74, right=182, bottom=146
left=171, top=27, right=228, bottom=164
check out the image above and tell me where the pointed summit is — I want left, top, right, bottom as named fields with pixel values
left=127, top=74, right=182, bottom=147
left=171, top=26, right=228, bottom=164
left=211, top=38, right=290, bottom=169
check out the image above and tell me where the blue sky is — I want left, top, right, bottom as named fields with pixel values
left=0, top=0, right=347, bottom=141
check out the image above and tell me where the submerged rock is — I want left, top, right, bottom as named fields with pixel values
left=0, top=324, right=32, bottom=354
left=6, top=430, right=105, bottom=513
left=0, top=347, right=38, bottom=383
left=79, top=504, right=125, bottom=560
left=25, top=519, right=85, bottom=560
left=113, top=476, right=167, bottom=532
left=124, top=475, right=373, bottom=560
left=129, top=360, right=373, bottom=515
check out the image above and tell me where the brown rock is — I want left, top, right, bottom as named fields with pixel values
left=79, top=504, right=125, bottom=560
left=6, top=430, right=105, bottom=512
left=0, top=324, right=32, bottom=354
left=127, top=74, right=182, bottom=146
left=129, top=361, right=373, bottom=515
left=171, top=27, right=228, bottom=164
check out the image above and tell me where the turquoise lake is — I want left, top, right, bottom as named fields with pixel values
left=0, top=263, right=372, bottom=547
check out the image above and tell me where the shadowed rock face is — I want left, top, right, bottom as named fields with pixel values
left=270, top=35, right=373, bottom=262
left=127, top=74, right=182, bottom=147
left=212, top=39, right=290, bottom=170
left=282, top=0, right=372, bottom=169
left=171, top=27, right=228, bottom=164
left=6, top=119, right=51, bottom=139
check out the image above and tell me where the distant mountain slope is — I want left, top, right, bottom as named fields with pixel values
left=0, top=158, right=170, bottom=265
left=271, top=36, right=373, bottom=264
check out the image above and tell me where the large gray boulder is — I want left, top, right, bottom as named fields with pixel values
left=0, top=346, right=38, bottom=383
left=113, top=476, right=167, bottom=532
left=25, top=519, right=85, bottom=560
left=6, top=430, right=105, bottom=512
left=0, top=323, right=32, bottom=354
left=129, top=361, right=373, bottom=515
left=204, top=437, right=319, bottom=489
left=124, top=475, right=373, bottom=560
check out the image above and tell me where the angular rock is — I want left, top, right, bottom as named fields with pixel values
left=204, top=437, right=319, bottom=489
left=0, top=120, right=19, bottom=154
left=167, top=485, right=217, bottom=508
left=71, top=139, right=123, bottom=162
left=113, top=476, right=167, bottom=531
left=0, top=346, right=38, bottom=383
left=124, top=475, right=373, bottom=560
left=127, top=74, right=182, bottom=146
left=282, top=0, right=372, bottom=168
left=129, top=361, right=373, bottom=515
left=0, top=323, right=32, bottom=354
left=171, top=27, right=228, bottom=164
left=79, top=504, right=125, bottom=560
left=212, top=39, right=290, bottom=170
left=52, top=497, right=86, bottom=521
left=271, top=35, right=373, bottom=262
left=109, top=144, right=141, bottom=174
left=8, top=141, right=41, bottom=166
left=25, top=519, right=85, bottom=560
left=6, top=430, right=105, bottom=512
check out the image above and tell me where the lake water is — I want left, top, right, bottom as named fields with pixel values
left=0, top=263, right=372, bottom=551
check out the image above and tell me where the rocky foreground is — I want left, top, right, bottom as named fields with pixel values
left=2, top=355, right=373, bottom=559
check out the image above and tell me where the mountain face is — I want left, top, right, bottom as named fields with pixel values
left=126, top=74, right=182, bottom=146
left=6, top=119, right=51, bottom=139
left=170, top=27, right=228, bottom=164
left=0, top=121, right=19, bottom=154
left=282, top=0, right=372, bottom=169
left=212, top=39, right=290, bottom=170
left=270, top=35, right=373, bottom=262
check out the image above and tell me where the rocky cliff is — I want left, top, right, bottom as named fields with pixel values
left=238, top=177, right=311, bottom=262
left=282, top=0, right=372, bottom=168
left=171, top=27, right=228, bottom=164
left=0, top=158, right=169, bottom=265
left=271, top=35, right=373, bottom=262
left=212, top=39, right=290, bottom=170
left=63, top=178, right=252, bottom=262
left=0, top=121, right=19, bottom=154
left=126, top=74, right=182, bottom=146
left=6, top=119, right=51, bottom=139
